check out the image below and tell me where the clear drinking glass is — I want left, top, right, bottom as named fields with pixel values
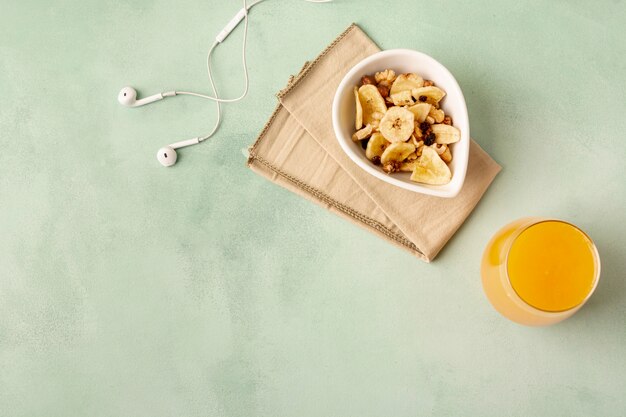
left=481, top=217, right=601, bottom=326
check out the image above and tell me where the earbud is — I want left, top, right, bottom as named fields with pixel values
left=156, top=138, right=201, bottom=167
left=118, top=86, right=175, bottom=107
left=118, top=87, right=137, bottom=106
left=120, top=0, right=333, bottom=167
left=157, top=146, right=177, bottom=167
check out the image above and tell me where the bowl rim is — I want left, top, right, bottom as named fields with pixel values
left=331, top=48, right=469, bottom=198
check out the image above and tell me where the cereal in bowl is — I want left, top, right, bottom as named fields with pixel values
left=352, top=69, right=461, bottom=185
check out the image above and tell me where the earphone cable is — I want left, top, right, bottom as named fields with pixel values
left=190, top=0, right=332, bottom=141
left=175, top=0, right=251, bottom=105
left=199, top=0, right=250, bottom=141
left=199, top=41, right=221, bottom=141
left=175, top=0, right=331, bottom=105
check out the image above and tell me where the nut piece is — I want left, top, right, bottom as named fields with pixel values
left=382, top=161, right=401, bottom=173
left=423, top=80, right=434, bottom=87
left=440, top=147, right=452, bottom=163
left=411, top=135, right=424, bottom=147
left=361, top=75, right=375, bottom=85
left=431, top=143, right=452, bottom=164
left=375, top=69, right=397, bottom=87
left=413, top=122, right=424, bottom=138
left=411, top=138, right=425, bottom=156
left=432, top=143, right=447, bottom=155
left=443, top=115, right=452, bottom=125
left=431, top=143, right=452, bottom=163
left=426, top=116, right=435, bottom=125
left=377, top=85, right=390, bottom=98
left=352, top=124, right=372, bottom=142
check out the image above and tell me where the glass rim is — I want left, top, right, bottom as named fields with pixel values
left=503, top=218, right=601, bottom=314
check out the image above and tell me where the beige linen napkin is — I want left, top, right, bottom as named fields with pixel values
left=248, top=24, right=501, bottom=262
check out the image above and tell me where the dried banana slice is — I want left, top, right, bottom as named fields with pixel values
left=390, top=90, right=414, bottom=106
left=358, top=85, right=387, bottom=127
left=370, top=111, right=385, bottom=131
left=379, top=107, right=415, bottom=143
left=354, top=86, right=363, bottom=130
left=431, top=124, right=461, bottom=144
left=429, top=107, right=445, bottom=123
left=411, top=86, right=446, bottom=105
left=380, top=142, right=416, bottom=165
left=400, top=161, right=418, bottom=172
left=365, top=133, right=390, bottom=160
left=407, top=102, right=432, bottom=123
left=410, top=147, right=452, bottom=185
left=390, top=73, right=424, bottom=95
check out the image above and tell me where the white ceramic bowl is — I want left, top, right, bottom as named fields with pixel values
left=332, top=49, right=469, bottom=198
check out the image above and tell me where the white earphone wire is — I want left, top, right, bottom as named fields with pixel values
left=199, top=42, right=221, bottom=141
left=196, top=0, right=250, bottom=141
left=184, top=0, right=332, bottom=142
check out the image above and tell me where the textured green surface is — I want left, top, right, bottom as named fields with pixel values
left=1, top=1, right=626, bottom=416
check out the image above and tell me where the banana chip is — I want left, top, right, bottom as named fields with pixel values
left=352, top=69, right=458, bottom=184
left=365, top=133, right=390, bottom=160
left=381, top=142, right=416, bottom=165
left=410, top=147, right=451, bottom=185
left=411, top=86, right=446, bottom=105
left=354, top=86, right=363, bottom=130
left=432, top=124, right=461, bottom=144
left=429, top=107, right=445, bottom=123
left=379, top=107, right=415, bottom=143
left=390, top=73, right=424, bottom=95
left=400, top=161, right=418, bottom=172
left=358, top=85, right=387, bottom=127
left=407, top=103, right=432, bottom=123
left=390, top=90, right=414, bottom=106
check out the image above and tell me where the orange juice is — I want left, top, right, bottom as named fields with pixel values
left=481, top=218, right=600, bottom=326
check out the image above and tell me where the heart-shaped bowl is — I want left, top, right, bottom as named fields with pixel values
left=332, top=49, right=469, bottom=198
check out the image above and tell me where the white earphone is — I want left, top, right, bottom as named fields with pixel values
left=118, top=0, right=333, bottom=167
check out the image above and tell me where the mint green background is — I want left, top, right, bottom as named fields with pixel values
left=1, top=1, right=625, bottom=416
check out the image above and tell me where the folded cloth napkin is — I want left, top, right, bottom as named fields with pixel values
left=247, top=24, right=501, bottom=262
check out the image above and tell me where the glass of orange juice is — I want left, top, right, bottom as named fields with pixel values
left=481, top=217, right=600, bottom=326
